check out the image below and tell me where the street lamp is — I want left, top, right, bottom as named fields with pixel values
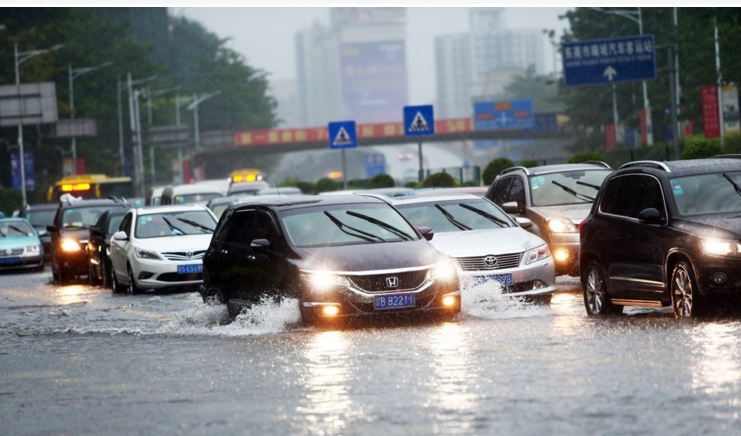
left=14, top=43, right=63, bottom=207
left=116, top=74, right=155, bottom=175
left=68, top=61, right=112, bottom=173
left=187, top=90, right=222, bottom=150
left=140, top=85, right=181, bottom=183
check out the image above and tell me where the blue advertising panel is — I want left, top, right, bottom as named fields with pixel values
left=403, top=105, right=435, bottom=136
left=364, top=152, right=386, bottom=178
left=340, top=41, right=408, bottom=123
left=562, top=35, right=657, bottom=87
left=10, top=150, right=35, bottom=191
left=328, top=121, right=357, bottom=149
left=474, top=100, right=534, bottom=130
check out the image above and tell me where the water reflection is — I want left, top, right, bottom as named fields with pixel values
left=690, top=322, right=741, bottom=394
left=549, top=292, right=582, bottom=337
left=55, top=284, right=88, bottom=305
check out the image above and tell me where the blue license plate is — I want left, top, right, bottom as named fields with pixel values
left=374, top=293, right=415, bottom=310
left=476, top=273, right=513, bottom=287
left=0, top=257, right=20, bottom=265
left=177, top=263, right=203, bottom=274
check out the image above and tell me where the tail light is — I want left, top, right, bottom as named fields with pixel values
left=578, top=221, right=585, bottom=233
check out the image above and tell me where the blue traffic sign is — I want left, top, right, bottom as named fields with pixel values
left=328, top=121, right=357, bottom=149
left=474, top=100, right=534, bottom=130
left=404, top=105, right=435, bottom=136
left=562, top=35, right=656, bottom=87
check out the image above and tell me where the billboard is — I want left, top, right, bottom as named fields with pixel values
left=722, top=84, right=740, bottom=136
left=340, top=41, right=408, bottom=123
left=10, top=150, right=35, bottom=191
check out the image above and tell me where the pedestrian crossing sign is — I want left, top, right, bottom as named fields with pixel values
left=404, top=105, right=435, bottom=136
left=328, top=121, right=357, bottom=149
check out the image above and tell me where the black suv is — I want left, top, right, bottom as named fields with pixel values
left=200, top=195, right=461, bottom=324
left=580, top=158, right=741, bottom=317
left=485, top=162, right=613, bottom=275
left=48, top=199, right=130, bottom=284
left=86, top=208, right=130, bottom=288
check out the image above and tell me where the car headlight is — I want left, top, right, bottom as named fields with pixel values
left=431, top=261, right=457, bottom=282
left=300, top=271, right=349, bottom=292
left=701, top=238, right=737, bottom=256
left=526, top=244, right=551, bottom=264
left=25, top=245, right=42, bottom=254
left=135, top=247, right=162, bottom=260
left=61, top=238, right=81, bottom=252
left=546, top=217, right=578, bottom=233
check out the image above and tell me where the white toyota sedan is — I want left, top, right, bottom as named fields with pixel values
left=109, top=205, right=218, bottom=294
left=388, top=194, right=556, bottom=304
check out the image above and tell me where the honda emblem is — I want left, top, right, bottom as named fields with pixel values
left=385, top=277, right=399, bottom=288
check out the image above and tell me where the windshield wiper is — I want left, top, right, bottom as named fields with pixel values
left=177, top=217, right=214, bottom=233
left=551, top=181, right=595, bottom=202
left=161, top=216, right=185, bottom=236
left=722, top=173, right=741, bottom=198
left=434, top=204, right=471, bottom=231
left=458, top=203, right=509, bottom=227
left=576, top=181, right=601, bottom=190
left=324, top=211, right=383, bottom=243
left=345, top=210, right=413, bottom=241
left=8, top=225, right=30, bottom=235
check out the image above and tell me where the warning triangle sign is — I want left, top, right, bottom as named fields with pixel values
left=332, top=127, right=353, bottom=146
left=409, top=111, right=431, bottom=132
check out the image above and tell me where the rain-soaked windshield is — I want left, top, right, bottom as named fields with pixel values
left=135, top=211, right=216, bottom=238
left=529, top=170, right=612, bottom=206
left=671, top=172, right=741, bottom=216
left=396, top=199, right=514, bottom=232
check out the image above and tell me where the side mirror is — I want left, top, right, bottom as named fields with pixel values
left=502, top=201, right=521, bottom=214
left=417, top=226, right=434, bottom=241
left=516, top=217, right=533, bottom=229
left=38, top=229, right=48, bottom=237
left=112, top=231, right=128, bottom=241
left=250, top=239, right=271, bottom=252
left=46, top=225, right=57, bottom=233
left=638, top=208, right=663, bottom=225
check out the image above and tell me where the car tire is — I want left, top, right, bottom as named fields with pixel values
left=671, top=261, right=699, bottom=318
left=34, top=261, right=45, bottom=273
left=127, top=265, right=141, bottom=295
left=102, top=259, right=112, bottom=289
left=111, top=267, right=122, bottom=294
left=583, top=261, right=622, bottom=316
left=88, top=262, right=101, bottom=286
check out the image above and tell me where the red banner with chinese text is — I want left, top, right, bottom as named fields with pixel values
left=702, top=85, right=720, bottom=139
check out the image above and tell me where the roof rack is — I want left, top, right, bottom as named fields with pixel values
left=500, top=166, right=531, bottom=176
left=619, top=160, right=672, bottom=172
left=709, top=154, right=741, bottom=160
left=581, top=160, right=612, bottom=169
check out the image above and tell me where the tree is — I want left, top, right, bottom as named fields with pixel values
left=421, top=172, right=457, bottom=188
left=681, top=140, right=722, bottom=159
left=482, top=158, right=514, bottom=185
left=568, top=152, right=606, bottom=163
left=313, top=178, right=339, bottom=194
left=504, top=65, right=565, bottom=113
left=519, top=159, right=540, bottom=168
left=368, top=174, right=395, bottom=189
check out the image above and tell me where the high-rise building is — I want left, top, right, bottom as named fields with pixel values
left=295, top=7, right=408, bottom=127
left=435, top=34, right=472, bottom=119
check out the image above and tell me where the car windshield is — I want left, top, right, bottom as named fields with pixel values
left=211, top=203, right=230, bottom=219
left=0, top=221, right=34, bottom=237
left=671, top=172, right=741, bottom=216
left=135, top=210, right=216, bottom=239
left=396, top=199, right=514, bottom=232
left=108, top=215, right=125, bottom=235
left=25, top=209, right=57, bottom=228
left=281, top=203, right=419, bottom=247
left=63, top=206, right=123, bottom=230
left=529, top=170, right=611, bottom=206
left=230, top=189, right=261, bottom=198
left=173, top=193, right=222, bottom=204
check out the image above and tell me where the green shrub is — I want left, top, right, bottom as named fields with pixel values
left=368, top=173, right=395, bottom=189
left=681, top=139, right=723, bottom=160
left=482, top=158, right=515, bottom=185
left=421, top=172, right=457, bottom=188
left=313, top=178, right=339, bottom=194
left=519, top=159, right=540, bottom=168
left=461, top=180, right=480, bottom=187
left=568, top=151, right=606, bottom=164
left=404, top=181, right=418, bottom=189
left=348, top=179, right=369, bottom=189
left=295, top=182, right=314, bottom=194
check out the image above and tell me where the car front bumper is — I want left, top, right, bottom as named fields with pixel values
left=695, top=257, right=741, bottom=298
left=547, top=233, right=580, bottom=275
left=131, top=257, right=203, bottom=290
left=0, top=251, right=43, bottom=270
left=457, top=257, right=556, bottom=296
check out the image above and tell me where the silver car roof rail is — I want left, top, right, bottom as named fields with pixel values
left=619, top=160, right=672, bottom=172
left=581, top=160, right=612, bottom=169
left=709, top=154, right=741, bottom=160
left=500, top=166, right=531, bottom=176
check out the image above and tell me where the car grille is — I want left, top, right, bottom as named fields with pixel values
left=456, top=253, right=522, bottom=271
left=346, top=269, right=429, bottom=293
left=0, top=248, right=24, bottom=256
left=160, top=250, right=206, bottom=261
left=157, top=272, right=203, bottom=282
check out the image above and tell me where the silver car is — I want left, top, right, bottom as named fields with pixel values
left=388, top=194, right=556, bottom=304
left=485, top=162, right=613, bottom=276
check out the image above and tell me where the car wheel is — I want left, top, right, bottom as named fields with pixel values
left=52, top=258, right=60, bottom=283
left=127, top=265, right=141, bottom=295
left=583, top=261, right=622, bottom=316
left=102, top=260, right=111, bottom=289
left=671, top=261, right=698, bottom=318
left=111, top=266, right=122, bottom=293
left=88, top=262, right=101, bottom=286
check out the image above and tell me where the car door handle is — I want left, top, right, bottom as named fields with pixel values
left=247, top=255, right=256, bottom=261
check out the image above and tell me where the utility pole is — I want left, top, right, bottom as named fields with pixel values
left=68, top=61, right=111, bottom=175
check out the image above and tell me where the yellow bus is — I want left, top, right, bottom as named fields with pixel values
left=227, top=168, right=265, bottom=184
left=47, top=174, right=134, bottom=202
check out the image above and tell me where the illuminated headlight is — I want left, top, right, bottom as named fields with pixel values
left=300, top=271, right=349, bottom=292
left=526, top=244, right=551, bottom=264
left=135, top=247, right=162, bottom=260
left=701, top=238, right=736, bottom=256
left=546, top=217, right=578, bottom=233
left=25, top=245, right=42, bottom=254
left=61, top=238, right=81, bottom=252
left=432, top=262, right=457, bottom=282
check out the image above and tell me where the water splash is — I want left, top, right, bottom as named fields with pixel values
left=460, top=279, right=553, bottom=320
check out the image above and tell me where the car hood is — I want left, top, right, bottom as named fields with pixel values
left=529, top=203, right=593, bottom=224
left=429, top=228, right=545, bottom=258
left=134, top=234, right=214, bottom=252
left=674, top=214, right=741, bottom=240
left=297, top=238, right=439, bottom=272
left=0, top=235, right=41, bottom=249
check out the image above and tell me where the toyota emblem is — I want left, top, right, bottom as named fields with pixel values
left=186, top=251, right=193, bottom=257
left=385, top=277, right=399, bottom=288
left=4, top=249, right=11, bottom=256
left=484, top=255, right=498, bottom=266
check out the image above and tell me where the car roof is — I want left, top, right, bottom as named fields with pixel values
left=412, top=187, right=487, bottom=196
left=133, top=204, right=210, bottom=215
left=501, top=162, right=612, bottom=177
left=0, top=217, right=32, bottom=224
left=618, top=158, right=741, bottom=178
left=229, top=194, right=387, bottom=212
left=60, top=199, right=126, bottom=209
left=386, top=193, right=485, bottom=205
left=24, top=203, right=59, bottom=211
left=166, top=184, right=224, bottom=195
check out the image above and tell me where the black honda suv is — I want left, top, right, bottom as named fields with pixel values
left=200, top=195, right=461, bottom=324
left=580, top=158, right=741, bottom=317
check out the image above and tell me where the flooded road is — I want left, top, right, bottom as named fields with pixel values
left=2, top=270, right=741, bottom=435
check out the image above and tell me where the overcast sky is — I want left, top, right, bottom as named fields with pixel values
left=175, top=7, right=572, bottom=103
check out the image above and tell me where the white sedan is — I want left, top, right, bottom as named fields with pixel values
left=109, top=205, right=218, bottom=294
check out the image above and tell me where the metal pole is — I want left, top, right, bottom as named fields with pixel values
left=150, top=143, right=156, bottom=184
left=68, top=64, right=77, bottom=174
left=147, top=86, right=152, bottom=125
left=638, top=7, right=652, bottom=145
left=418, top=141, right=424, bottom=183
left=714, top=17, right=725, bottom=146
left=117, top=76, right=125, bottom=175
left=612, top=83, right=619, bottom=144
left=668, top=45, right=679, bottom=160
left=175, top=94, right=181, bottom=126
left=135, top=91, right=145, bottom=196
left=193, top=93, right=200, bottom=150
left=14, top=43, right=26, bottom=207
left=175, top=94, right=182, bottom=184
left=674, top=7, right=682, bottom=139
left=341, top=148, right=348, bottom=190
left=127, top=73, right=141, bottom=194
